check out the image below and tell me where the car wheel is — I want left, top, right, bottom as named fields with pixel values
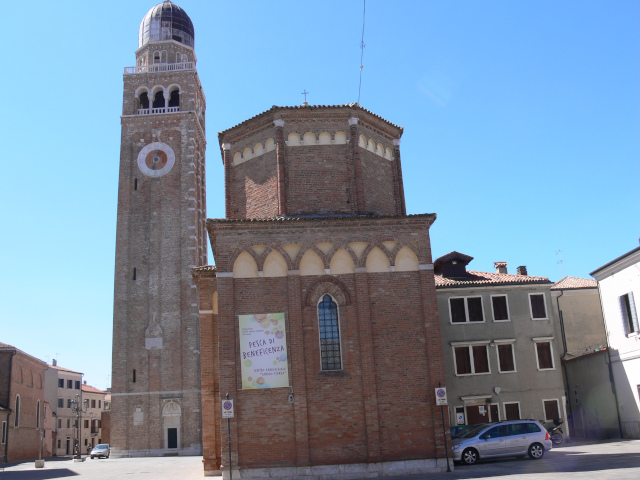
left=90, top=456, right=94, bottom=459
left=106, top=454, right=110, bottom=458
left=462, top=448, right=479, bottom=465
left=528, top=443, right=544, bottom=460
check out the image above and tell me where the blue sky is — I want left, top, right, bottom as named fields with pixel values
left=1, top=0, right=638, bottom=390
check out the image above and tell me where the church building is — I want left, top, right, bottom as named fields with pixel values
left=112, top=2, right=451, bottom=477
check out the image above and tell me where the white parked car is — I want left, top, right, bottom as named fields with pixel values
left=90, top=443, right=110, bottom=459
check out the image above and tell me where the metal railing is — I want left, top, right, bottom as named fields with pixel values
left=125, top=62, right=195, bottom=75
left=136, top=106, right=180, bottom=115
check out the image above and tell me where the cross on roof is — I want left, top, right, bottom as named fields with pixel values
left=301, top=89, right=309, bottom=103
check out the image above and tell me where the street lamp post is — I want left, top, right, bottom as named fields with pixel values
left=70, top=394, right=88, bottom=460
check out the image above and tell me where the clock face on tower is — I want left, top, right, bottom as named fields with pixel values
left=137, top=142, right=176, bottom=177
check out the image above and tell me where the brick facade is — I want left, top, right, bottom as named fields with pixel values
left=220, top=106, right=406, bottom=220
left=0, top=344, right=48, bottom=463
left=111, top=8, right=206, bottom=456
left=195, top=106, right=449, bottom=478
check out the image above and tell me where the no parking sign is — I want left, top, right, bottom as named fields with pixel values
left=222, top=399, right=234, bottom=418
left=435, top=387, right=448, bottom=406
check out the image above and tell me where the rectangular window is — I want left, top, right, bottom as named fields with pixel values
left=620, top=293, right=639, bottom=334
left=491, top=295, right=510, bottom=321
left=98, top=400, right=101, bottom=408
left=58, top=379, right=64, bottom=388
left=67, top=379, right=73, bottom=389
left=535, top=341, right=554, bottom=370
left=497, top=343, right=516, bottom=372
left=544, top=399, right=560, bottom=421
left=504, top=402, right=521, bottom=420
left=84, top=420, right=89, bottom=428
left=75, top=380, right=81, bottom=390
left=1, top=421, right=6, bottom=444
left=449, top=296, right=484, bottom=323
left=58, top=398, right=63, bottom=408
left=57, top=439, right=61, bottom=449
left=58, top=419, right=61, bottom=429
left=66, top=419, right=71, bottom=428
left=67, top=398, right=72, bottom=408
left=91, top=400, right=96, bottom=408
left=453, top=344, right=490, bottom=375
left=529, top=293, right=548, bottom=319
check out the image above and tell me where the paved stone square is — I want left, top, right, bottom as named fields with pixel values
left=1, top=440, right=639, bottom=479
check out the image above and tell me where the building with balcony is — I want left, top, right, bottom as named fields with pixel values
left=44, top=360, right=83, bottom=456
left=80, top=383, right=107, bottom=453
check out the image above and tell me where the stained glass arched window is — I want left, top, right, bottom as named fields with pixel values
left=318, top=294, right=342, bottom=370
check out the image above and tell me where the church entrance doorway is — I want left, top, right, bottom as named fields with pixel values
left=167, top=428, right=178, bottom=449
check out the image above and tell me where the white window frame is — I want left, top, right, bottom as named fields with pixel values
left=533, top=337, right=556, bottom=371
left=489, top=402, right=501, bottom=422
left=528, top=292, right=549, bottom=320
left=494, top=339, right=517, bottom=373
left=542, top=398, right=561, bottom=421
left=451, top=341, right=491, bottom=376
left=503, top=401, right=521, bottom=421
left=317, top=294, right=343, bottom=371
left=448, top=296, right=486, bottom=324
left=490, top=294, right=510, bottom=322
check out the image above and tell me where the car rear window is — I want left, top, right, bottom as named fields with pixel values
left=525, top=422, right=541, bottom=433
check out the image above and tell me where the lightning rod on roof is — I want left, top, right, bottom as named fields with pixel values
left=357, top=0, right=366, bottom=105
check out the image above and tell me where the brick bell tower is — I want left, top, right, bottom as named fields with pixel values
left=111, top=1, right=207, bottom=456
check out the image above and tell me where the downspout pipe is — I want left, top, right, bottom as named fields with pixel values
left=555, top=290, right=573, bottom=438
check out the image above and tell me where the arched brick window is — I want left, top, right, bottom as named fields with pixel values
left=318, top=294, right=342, bottom=371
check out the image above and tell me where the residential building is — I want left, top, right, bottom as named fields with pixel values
left=591, top=245, right=640, bottom=438
left=44, top=360, right=83, bottom=456
left=0, top=342, right=48, bottom=462
left=550, top=276, right=618, bottom=439
left=434, top=254, right=566, bottom=431
left=80, top=383, right=106, bottom=453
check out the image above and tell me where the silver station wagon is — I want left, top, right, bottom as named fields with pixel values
left=452, top=420, right=552, bottom=465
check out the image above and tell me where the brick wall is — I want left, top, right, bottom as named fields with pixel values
left=2, top=350, right=47, bottom=462
left=219, top=106, right=405, bottom=219
left=196, top=215, right=449, bottom=472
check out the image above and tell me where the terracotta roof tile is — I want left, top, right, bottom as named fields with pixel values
left=435, top=271, right=550, bottom=288
left=49, top=364, right=83, bottom=374
left=552, top=276, right=597, bottom=290
left=82, top=384, right=106, bottom=394
left=219, top=103, right=402, bottom=137
left=0, top=342, right=16, bottom=349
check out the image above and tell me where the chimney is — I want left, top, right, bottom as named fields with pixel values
left=517, top=266, right=528, bottom=276
left=494, top=262, right=508, bottom=274
left=84, top=380, right=87, bottom=385
left=52, top=359, right=57, bottom=366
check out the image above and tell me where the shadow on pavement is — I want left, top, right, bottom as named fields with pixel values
left=380, top=447, right=640, bottom=479
left=0, top=469, right=79, bottom=479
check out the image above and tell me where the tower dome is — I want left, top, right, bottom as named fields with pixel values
left=139, top=1, right=194, bottom=49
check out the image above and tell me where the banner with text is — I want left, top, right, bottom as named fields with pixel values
left=239, top=313, right=289, bottom=389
